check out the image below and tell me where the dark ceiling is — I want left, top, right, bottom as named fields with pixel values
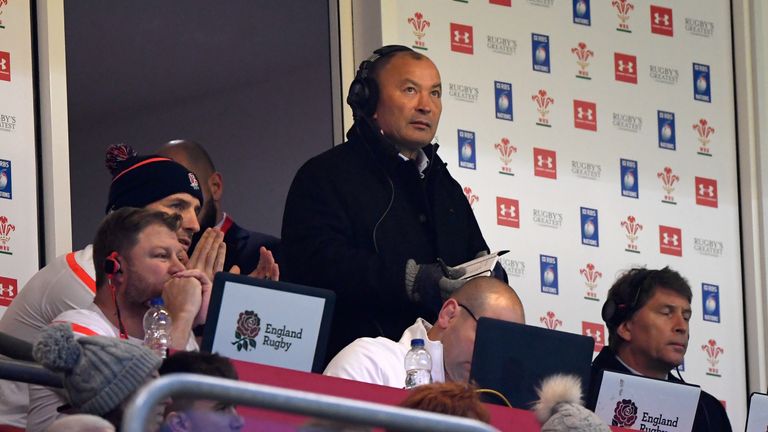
left=64, top=0, right=337, bottom=249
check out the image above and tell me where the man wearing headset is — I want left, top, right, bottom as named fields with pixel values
left=0, top=145, right=223, bottom=431
left=588, top=267, right=731, bottom=431
left=281, top=46, right=499, bottom=361
left=28, top=207, right=208, bottom=431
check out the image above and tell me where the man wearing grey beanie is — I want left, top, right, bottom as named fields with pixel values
left=33, top=324, right=164, bottom=430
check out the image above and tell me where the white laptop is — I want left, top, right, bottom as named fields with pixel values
left=201, top=273, right=335, bottom=373
left=594, top=370, right=701, bottom=431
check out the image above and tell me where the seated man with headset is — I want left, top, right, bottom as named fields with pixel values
left=281, top=45, right=502, bottom=361
left=588, top=267, right=732, bottom=432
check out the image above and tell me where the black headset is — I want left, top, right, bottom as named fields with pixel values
left=347, top=45, right=415, bottom=118
left=601, top=269, right=655, bottom=328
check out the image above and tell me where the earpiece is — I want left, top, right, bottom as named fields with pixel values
left=105, top=250, right=129, bottom=340
left=347, top=45, right=415, bottom=118
left=104, top=251, right=121, bottom=275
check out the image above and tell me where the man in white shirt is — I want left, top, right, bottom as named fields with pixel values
left=323, top=276, right=525, bottom=387
left=0, top=146, right=219, bottom=431
left=55, top=206, right=210, bottom=347
left=29, top=206, right=210, bottom=431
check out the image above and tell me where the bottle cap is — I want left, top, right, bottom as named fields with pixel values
left=410, top=338, right=425, bottom=347
left=149, top=297, right=164, bottom=307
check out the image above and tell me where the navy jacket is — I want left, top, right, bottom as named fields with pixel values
left=281, top=125, right=491, bottom=360
left=223, top=219, right=281, bottom=275
left=588, top=346, right=732, bottom=432
left=190, top=217, right=280, bottom=275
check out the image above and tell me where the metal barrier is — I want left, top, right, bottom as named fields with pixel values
left=0, top=358, right=63, bottom=388
left=122, top=373, right=501, bottom=432
left=0, top=331, right=34, bottom=361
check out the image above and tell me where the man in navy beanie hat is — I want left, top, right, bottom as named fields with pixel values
left=0, top=144, right=225, bottom=431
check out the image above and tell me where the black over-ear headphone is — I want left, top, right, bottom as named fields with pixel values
left=104, top=251, right=121, bottom=275
left=601, top=269, right=655, bottom=328
left=347, top=45, right=415, bottom=118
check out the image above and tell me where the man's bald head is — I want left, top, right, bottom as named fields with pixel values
left=429, top=277, right=525, bottom=383
left=451, top=276, right=525, bottom=324
left=157, top=139, right=216, bottom=183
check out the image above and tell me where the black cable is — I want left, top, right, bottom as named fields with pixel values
left=354, top=116, right=396, bottom=255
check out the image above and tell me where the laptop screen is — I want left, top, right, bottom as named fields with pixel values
left=746, top=392, right=768, bottom=432
left=469, top=317, right=594, bottom=409
left=201, top=273, right=335, bottom=373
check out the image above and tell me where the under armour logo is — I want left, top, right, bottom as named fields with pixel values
left=617, top=60, right=634, bottom=73
left=584, top=328, right=603, bottom=343
left=0, top=59, right=6, bottom=70
left=453, top=31, right=470, bottom=43
left=654, top=12, right=670, bottom=26
left=662, top=232, right=679, bottom=246
left=698, top=184, right=715, bottom=197
left=577, top=107, right=594, bottom=120
left=499, top=204, right=517, bottom=218
left=537, top=155, right=553, bottom=168
left=0, top=282, right=15, bottom=298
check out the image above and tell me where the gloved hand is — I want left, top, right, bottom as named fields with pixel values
left=405, top=258, right=467, bottom=305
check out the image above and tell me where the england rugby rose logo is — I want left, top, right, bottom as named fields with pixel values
left=612, top=399, right=638, bottom=427
left=232, top=310, right=260, bottom=351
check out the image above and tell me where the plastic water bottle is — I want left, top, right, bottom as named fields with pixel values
left=404, top=338, right=432, bottom=389
left=143, top=297, right=172, bottom=358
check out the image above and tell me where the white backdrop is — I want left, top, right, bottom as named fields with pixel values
left=0, top=1, right=40, bottom=319
left=380, top=0, right=746, bottom=427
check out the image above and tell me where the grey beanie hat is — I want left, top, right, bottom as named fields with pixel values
left=533, top=374, right=610, bottom=432
left=33, top=323, right=162, bottom=416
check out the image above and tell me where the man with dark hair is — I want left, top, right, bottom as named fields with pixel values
left=63, top=207, right=210, bottom=347
left=159, top=352, right=244, bottom=432
left=157, top=139, right=279, bottom=278
left=282, top=46, right=501, bottom=361
left=588, top=267, right=731, bottom=432
left=0, top=145, right=222, bottom=431
left=0, top=145, right=216, bottom=345
left=29, top=207, right=210, bottom=431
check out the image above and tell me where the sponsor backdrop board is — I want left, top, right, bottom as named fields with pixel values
left=380, top=0, right=745, bottom=428
left=0, top=0, right=40, bottom=319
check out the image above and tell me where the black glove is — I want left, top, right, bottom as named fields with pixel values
left=405, top=259, right=467, bottom=305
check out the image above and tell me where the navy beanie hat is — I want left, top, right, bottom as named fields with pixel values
left=104, top=144, right=204, bottom=213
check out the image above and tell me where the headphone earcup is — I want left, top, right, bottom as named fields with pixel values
left=361, top=76, right=379, bottom=117
left=601, top=298, right=617, bottom=326
left=347, top=76, right=370, bottom=116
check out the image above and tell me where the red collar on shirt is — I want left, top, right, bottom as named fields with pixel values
left=220, top=215, right=234, bottom=235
